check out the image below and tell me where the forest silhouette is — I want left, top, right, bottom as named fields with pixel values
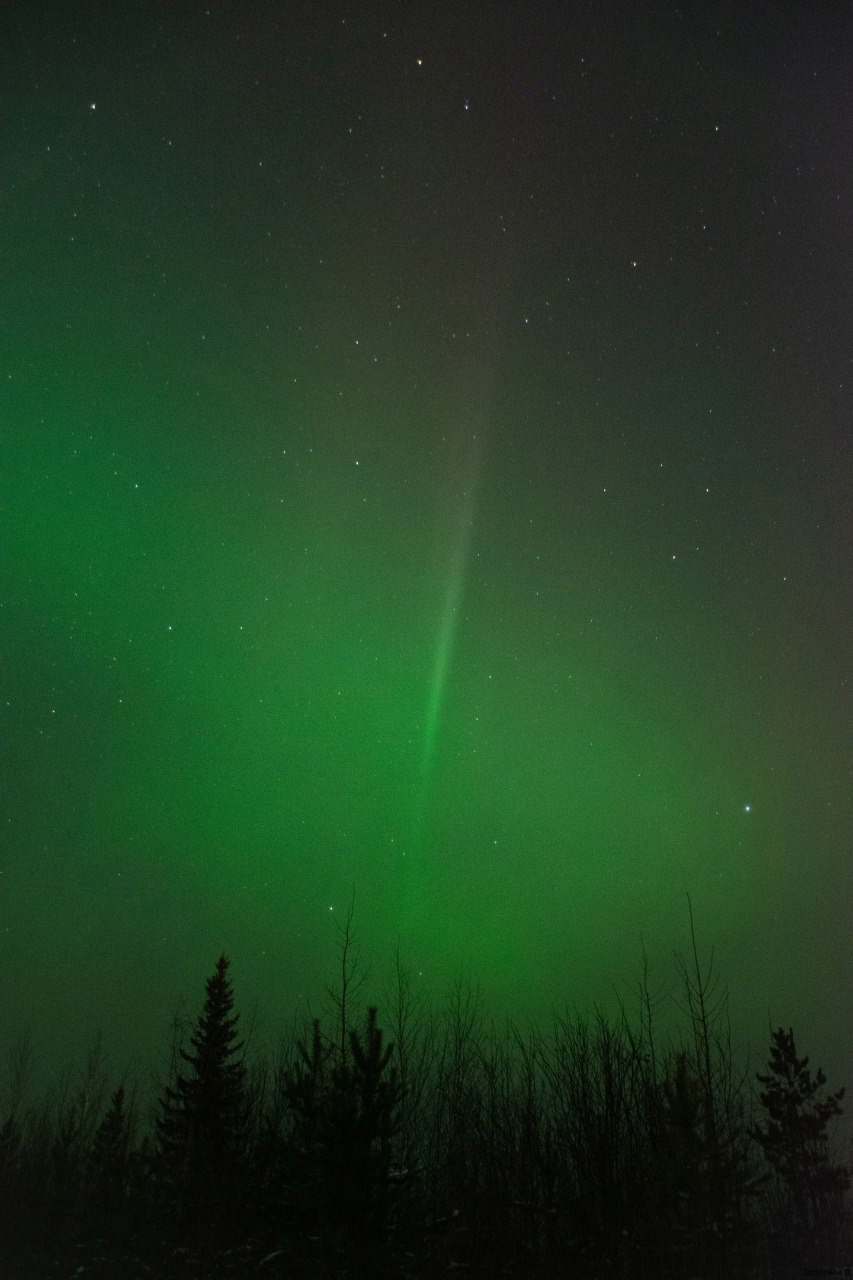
left=1, top=903, right=848, bottom=1279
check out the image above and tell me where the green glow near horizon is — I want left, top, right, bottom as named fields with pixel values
left=1, top=5, right=848, bottom=1103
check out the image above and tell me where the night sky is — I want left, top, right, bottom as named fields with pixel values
left=2, top=3, right=850, bottom=1084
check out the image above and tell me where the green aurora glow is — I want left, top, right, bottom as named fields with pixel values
left=0, top=4, right=849, bottom=1088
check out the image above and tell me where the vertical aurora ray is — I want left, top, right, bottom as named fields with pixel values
left=419, top=514, right=471, bottom=796
left=407, top=401, right=484, bottom=894
left=413, top=342, right=498, bottom=809
left=405, top=512, right=472, bottom=912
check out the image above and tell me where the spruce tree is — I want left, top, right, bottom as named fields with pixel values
left=86, top=1086, right=133, bottom=1231
left=750, top=1027, right=848, bottom=1238
left=0, top=1114, right=22, bottom=1244
left=348, top=1004, right=401, bottom=1211
left=285, top=1005, right=401, bottom=1255
left=284, top=1017, right=332, bottom=1232
left=328, top=1005, right=401, bottom=1237
left=156, top=955, right=246, bottom=1224
left=653, top=1052, right=711, bottom=1261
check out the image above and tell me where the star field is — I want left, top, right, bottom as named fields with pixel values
left=0, top=3, right=849, bottom=1085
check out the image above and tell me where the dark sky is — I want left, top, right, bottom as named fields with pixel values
left=1, top=2, right=850, bottom=1089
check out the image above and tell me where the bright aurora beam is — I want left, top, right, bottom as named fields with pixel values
left=411, top=414, right=483, bottom=861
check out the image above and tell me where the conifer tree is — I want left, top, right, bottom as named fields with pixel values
left=0, top=1114, right=22, bottom=1238
left=156, top=955, right=246, bottom=1223
left=284, top=1016, right=332, bottom=1231
left=349, top=1005, right=401, bottom=1201
left=287, top=1018, right=330, bottom=1143
left=327, top=1005, right=401, bottom=1251
left=285, top=1005, right=401, bottom=1253
left=650, top=1051, right=711, bottom=1262
left=750, top=1027, right=848, bottom=1237
left=86, top=1085, right=133, bottom=1225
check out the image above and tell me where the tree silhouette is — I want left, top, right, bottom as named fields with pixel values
left=750, top=1026, right=848, bottom=1240
left=86, top=1085, right=133, bottom=1230
left=284, top=1015, right=332, bottom=1232
left=0, top=1114, right=22, bottom=1242
left=4, top=932, right=850, bottom=1278
left=347, top=1004, right=402, bottom=1215
left=156, top=955, right=246, bottom=1225
left=285, top=1004, right=401, bottom=1263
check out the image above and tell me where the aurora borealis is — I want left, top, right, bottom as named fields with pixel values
left=1, top=3, right=849, bottom=1084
